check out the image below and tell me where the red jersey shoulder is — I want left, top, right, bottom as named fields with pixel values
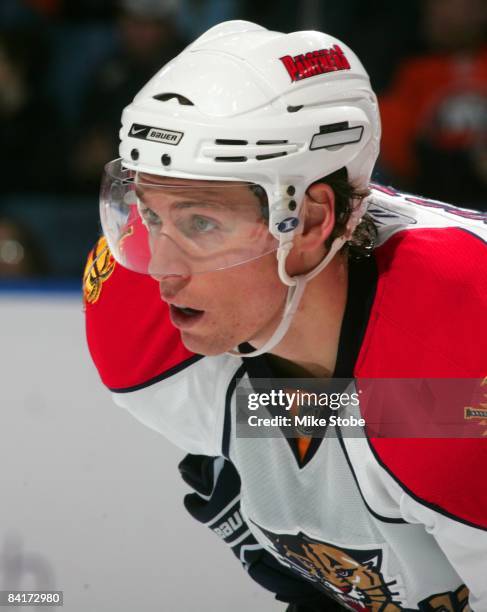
left=355, top=227, right=487, bottom=529
left=356, top=226, right=487, bottom=377
left=83, top=237, right=195, bottom=391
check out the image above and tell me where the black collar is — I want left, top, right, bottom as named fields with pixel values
left=241, top=254, right=378, bottom=468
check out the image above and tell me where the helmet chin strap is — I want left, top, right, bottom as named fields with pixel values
left=226, top=198, right=367, bottom=358
left=226, top=234, right=347, bottom=358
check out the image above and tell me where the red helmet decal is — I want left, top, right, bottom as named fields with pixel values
left=279, top=45, right=351, bottom=83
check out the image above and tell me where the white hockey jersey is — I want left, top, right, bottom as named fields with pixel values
left=84, top=186, right=487, bottom=611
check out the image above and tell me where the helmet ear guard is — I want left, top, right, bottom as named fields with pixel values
left=106, top=20, right=380, bottom=356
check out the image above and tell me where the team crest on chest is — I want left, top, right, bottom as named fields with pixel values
left=83, top=237, right=116, bottom=305
left=253, top=523, right=469, bottom=611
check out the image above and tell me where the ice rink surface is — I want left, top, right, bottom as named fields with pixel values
left=0, top=291, right=282, bottom=612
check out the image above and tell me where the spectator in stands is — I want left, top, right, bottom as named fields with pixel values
left=379, top=0, right=487, bottom=209
left=242, top=0, right=422, bottom=94
left=70, top=0, right=187, bottom=193
left=0, top=217, right=49, bottom=277
left=0, top=29, right=67, bottom=194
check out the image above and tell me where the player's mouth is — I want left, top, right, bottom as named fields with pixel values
left=169, top=304, right=205, bottom=329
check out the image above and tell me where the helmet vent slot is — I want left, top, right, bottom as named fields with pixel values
left=256, top=140, right=288, bottom=145
left=214, top=156, right=248, bottom=162
left=153, top=93, right=194, bottom=106
left=215, top=139, right=248, bottom=145
left=287, top=105, right=303, bottom=113
left=256, top=152, right=288, bottom=160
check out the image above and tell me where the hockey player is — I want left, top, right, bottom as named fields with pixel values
left=84, top=21, right=487, bottom=611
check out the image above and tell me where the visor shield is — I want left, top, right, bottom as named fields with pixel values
left=100, top=160, right=278, bottom=276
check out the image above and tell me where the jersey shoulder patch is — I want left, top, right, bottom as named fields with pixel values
left=83, top=237, right=116, bottom=305
left=83, top=238, right=196, bottom=391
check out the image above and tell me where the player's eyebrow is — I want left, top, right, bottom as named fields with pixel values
left=172, top=200, right=228, bottom=210
left=135, top=185, right=229, bottom=210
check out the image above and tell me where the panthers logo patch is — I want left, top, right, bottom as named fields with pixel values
left=253, top=523, right=469, bottom=611
left=83, top=237, right=116, bottom=305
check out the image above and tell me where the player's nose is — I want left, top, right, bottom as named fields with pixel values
left=148, top=234, right=192, bottom=285
left=154, top=273, right=192, bottom=302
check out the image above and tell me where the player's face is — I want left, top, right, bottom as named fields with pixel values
left=158, top=249, right=288, bottom=355
left=146, top=179, right=288, bottom=355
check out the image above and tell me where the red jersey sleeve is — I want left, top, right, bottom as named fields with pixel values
left=83, top=237, right=196, bottom=391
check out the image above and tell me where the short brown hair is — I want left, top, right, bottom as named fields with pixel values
left=314, top=167, right=377, bottom=256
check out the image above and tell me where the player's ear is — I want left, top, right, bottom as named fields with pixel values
left=297, top=182, right=335, bottom=252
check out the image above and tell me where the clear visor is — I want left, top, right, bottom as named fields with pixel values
left=100, top=159, right=278, bottom=276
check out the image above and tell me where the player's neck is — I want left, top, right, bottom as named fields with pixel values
left=268, top=252, right=349, bottom=378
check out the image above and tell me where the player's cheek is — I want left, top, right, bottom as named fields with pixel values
left=208, top=255, right=282, bottom=321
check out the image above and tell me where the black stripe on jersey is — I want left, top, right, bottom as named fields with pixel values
left=109, top=354, right=204, bottom=393
left=365, top=436, right=487, bottom=532
left=222, top=363, right=247, bottom=458
left=336, top=427, right=407, bottom=524
left=237, top=255, right=379, bottom=470
left=241, top=351, right=309, bottom=468
left=457, top=226, right=487, bottom=245
left=295, top=255, right=378, bottom=467
left=333, top=253, right=378, bottom=378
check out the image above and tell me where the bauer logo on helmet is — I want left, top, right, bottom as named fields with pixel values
left=129, top=124, right=184, bottom=145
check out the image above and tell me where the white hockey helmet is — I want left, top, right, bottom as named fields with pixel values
left=100, top=20, right=380, bottom=356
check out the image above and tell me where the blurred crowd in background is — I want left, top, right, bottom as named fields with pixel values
left=0, top=0, right=486, bottom=279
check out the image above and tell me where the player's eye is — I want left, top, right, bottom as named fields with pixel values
left=336, top=568, right=353, bottom=578
left=190, top=215, right=218, bottom=233
left=176, top=214, right=221, bottom=239
left=140, top=207, right=162, bottom=229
